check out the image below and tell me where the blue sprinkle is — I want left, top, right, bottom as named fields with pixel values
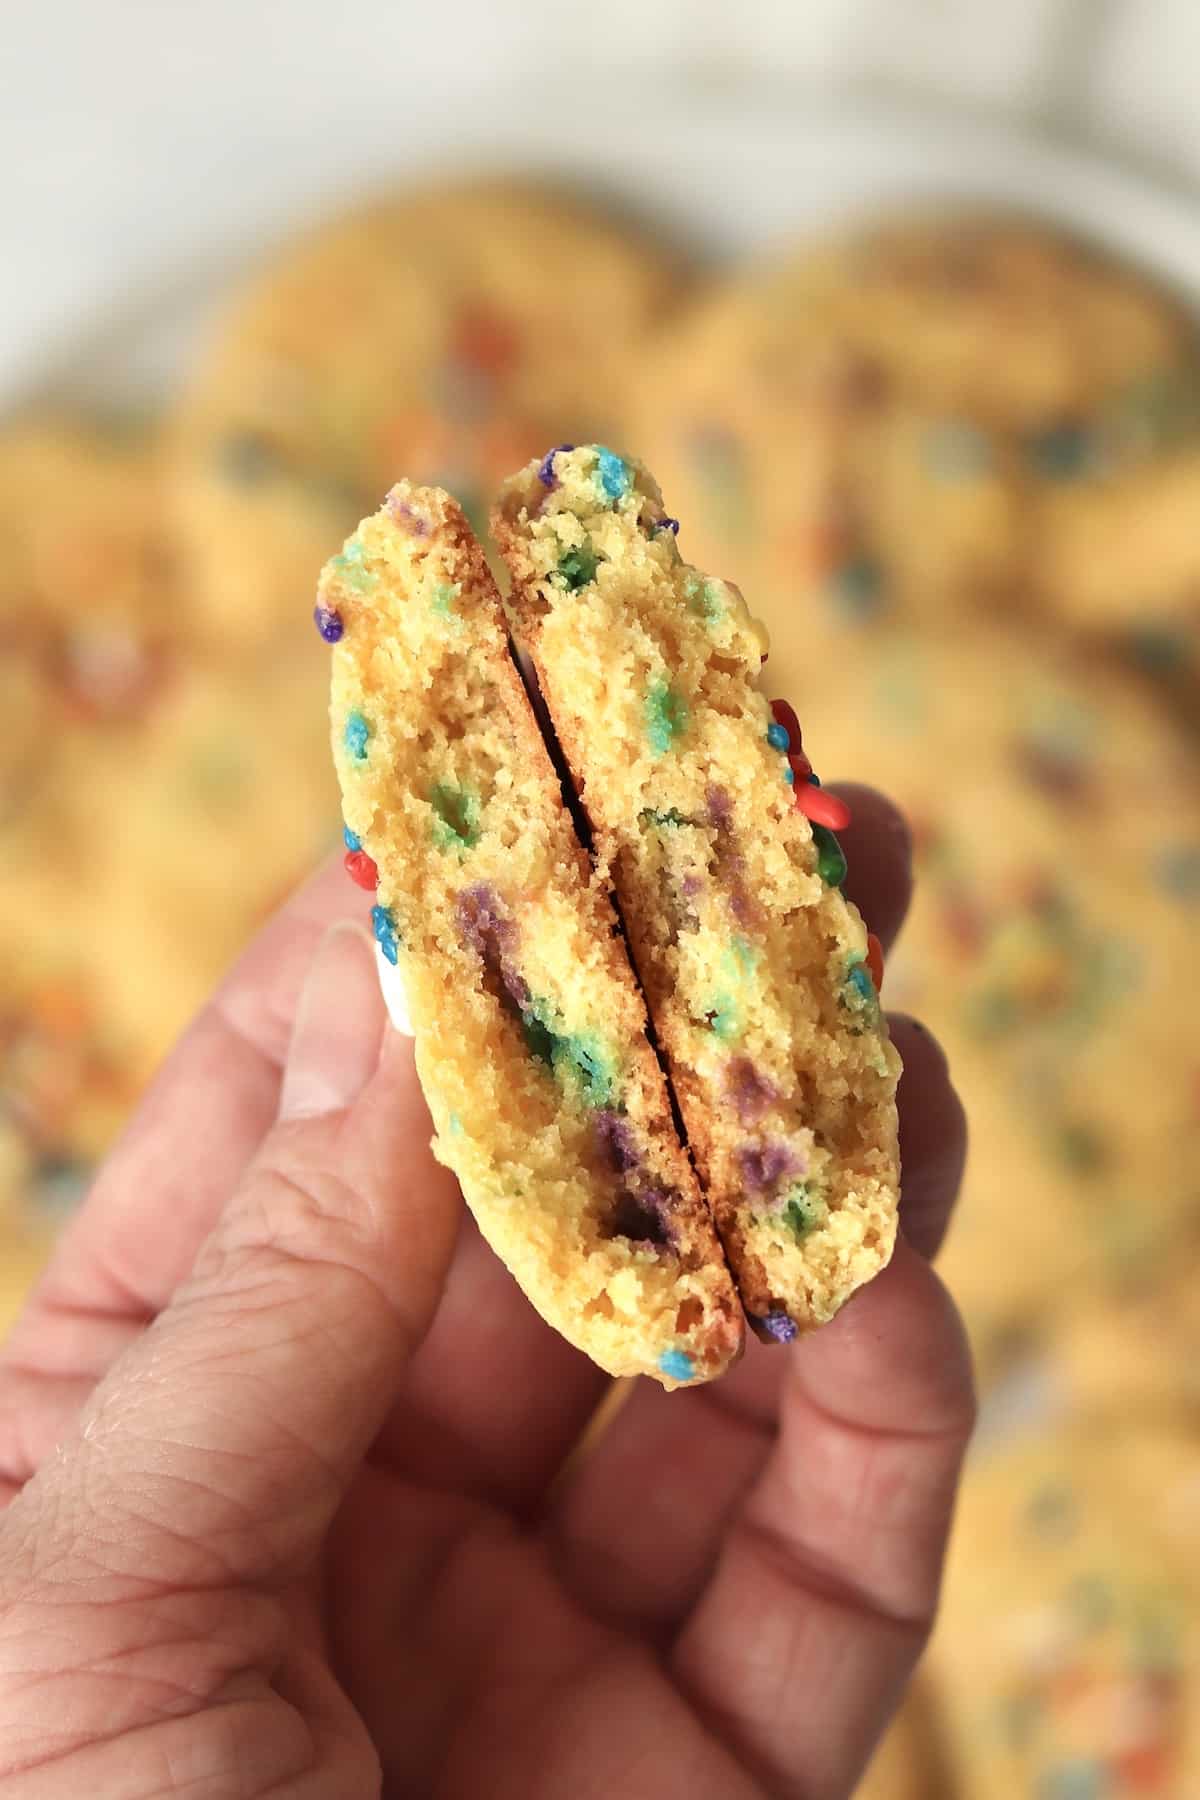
left=766, top=721, right=790, bottom=752
left=537, top=442, right=574, bottom=488
left=371, top=904, right=399, bottom=965
left=659, top=1349, right=695, bottom=1383
left=833, top=553, right=884, bottom=619
left=343, top=825, right=361, bottom=851
left=783, top=766, right=795, bottom=786
left=655, top=516, right=680, bottom=535
left=344, top=710, right=371, bottom=761
left=594, top=446, right=633, bottom=504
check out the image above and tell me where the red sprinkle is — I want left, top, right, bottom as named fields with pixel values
left=795, top=782, right=851, bottom=832
left=343, top=849, right=379, bottom=891
left=770, top=697, right=803, bottom=753
left=866, top=932, right=885, bottom=992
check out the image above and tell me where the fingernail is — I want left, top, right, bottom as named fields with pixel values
left=280, top=921, right=384, bottom=1120
left=375, top=941, right=415, bottom=1037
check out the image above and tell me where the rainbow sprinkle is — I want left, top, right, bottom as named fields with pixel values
left=658, top=1348, right=695, bottom=1382
left=344, top=711, right=371, bottom=762
left=313, top=602, right=344, bottom=643
left=371, top=904, right=400, bottom=965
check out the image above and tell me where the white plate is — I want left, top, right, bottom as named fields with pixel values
left=17, top=90, right=1200, bottom=414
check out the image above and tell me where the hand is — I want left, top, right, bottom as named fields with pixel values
left=0, top=785, right=971, bottom=1799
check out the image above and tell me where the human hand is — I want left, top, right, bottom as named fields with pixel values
left=0, top=785, right=971, bottom=1799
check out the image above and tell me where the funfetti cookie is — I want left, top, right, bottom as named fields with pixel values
left=631, top=215, right=1200, bottom=663
left=767, top=621, right=1200, bottom=1371
left=930, top=1428, right=1200, bottom=1799
left=494, top=447, right=901, bottom=1343
left=174, top=181, right=684, bottom=647
left=322, top=482, right=742, bottom=1387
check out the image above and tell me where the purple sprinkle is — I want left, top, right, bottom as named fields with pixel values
left=737, top=1140, right=800, bottom=1194
left=313, top=602, right=344, bottom=643
left=385, top=491, right=430, bottom=535
left=706, top=784, right=733, bottom=827
left=725, top=1058, right=777, bottom=1126
left=457, top=884, right=528, bottom=1006
left=537, top=443, right=575, bottom=489
left=758, top=1310, right=799, bottom=1344
left=656, top=516, right=681, bottom=535
left=595, top=1110, right=639, bottom=1172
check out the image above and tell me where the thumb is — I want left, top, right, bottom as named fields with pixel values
left=10, top=920, right=462, bottom=1588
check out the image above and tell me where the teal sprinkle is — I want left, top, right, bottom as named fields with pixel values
left=430, top=580, right=460, bottom=618
left=783, top=765, right=795, bottom=786
left=1039, top=1760, right=1106, bottom=1800
left=1027, top=422, right=1095, bottom=481
left=343, top=825, right=361, bottom=851
left=845, top=961, right=876, bottom=1006
left=922, top=420, right=992, bottom=479
left=430, top=783, right=480, bottom=851
left=343, top=710, right=371, bottom=761
left=330, top=537, right=377, bottom=591
left=703, top=993, right=740, bottom=1041
left=556, top=542, right=599, bottom=590
left=371, top=904, right=400, bottom=964
left=833, top=553, right=884, bottom=619
left=1127, top=625, right=1190, bottom=673
left=644, top=680, right=689, bottom=755
left=812, top=823, right=847, bottom=887
left=766, top=721, right=790, bottom=751
left=594, top=446, right=633, bottom=504
left=658, top=1349, right=695, bottom=1383
left=448, top=1112, right=463, bottom=1136
left=1155, top=843, right=1200, bottom=902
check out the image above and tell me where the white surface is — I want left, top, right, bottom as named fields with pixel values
left=4, top=1, right=1200, bottom=405
left=375, top=944, right=414, bottom=1038
left=13, top=95, right=1200, bottom=420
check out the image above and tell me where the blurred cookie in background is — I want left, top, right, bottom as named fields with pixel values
left=172, top=180, right=686, bottom=645
left=632, top=214, right=1200, bottom=661
left=854, top=1680, right=952, bottom=1798
left=756, top=622, right=1200, bottom=1372
left=931, top=1427, right=1200, bottom=1798
left=0, top=419, right=177, bottom=812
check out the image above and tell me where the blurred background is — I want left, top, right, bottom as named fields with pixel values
left=3, top=3, right=1199, bottom=1793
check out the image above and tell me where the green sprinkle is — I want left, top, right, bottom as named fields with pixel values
left=640, top=807, right=690, bottom=830
left=556, top=542, right=599, bottom=590
left=702, top=993, right=740, bottom=1041
left=725, top=935, right=759, bottom=978
left=812, top=823, right=847, bottom=887
left=520, top=1003, right=615, bottom=1106
left=330, top=537, right=376, bottom=591
left=644, top=680, right=689, bottom=755
left=431, top=580, right=460, bottom=618
left=430, top=783, right=480, bottom=851
left=781, top=1183, right=828, bottom=1238
left=683, top=573, right=725, bottom=625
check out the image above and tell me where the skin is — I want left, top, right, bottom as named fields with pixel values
left=0, top=783, right=971, bottom=1799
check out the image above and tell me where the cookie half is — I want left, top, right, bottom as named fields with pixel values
left=323, top=482, right=743, bottom=1386
left=494, top=446, right=901, bottom=1341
